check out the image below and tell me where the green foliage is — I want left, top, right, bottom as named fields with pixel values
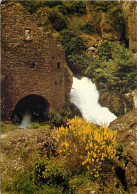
left=62, top=1, right=86, bottom=15
left=90, top=1, right=126, bottom=37
left=107, top=3, right=126, bottom=36
left=57, top=5, right=68, bottom=15
left=68, top=17, right=85, bottom=35
left=20, top=1, right=43, bottom=14
left=58, top=29, right=76, bottom=49
left=86, top=44, right=137, bottom=94
left=1, top=122, right=17, bottom=133
left=20, top=1, right=62, bottom=14
left=20, top=1, right=86, bottom=16
left=48, top=11, right=67, bottom=31
left=80, top=21, right=96, bottom=35
left=85, top=58, right=105, bottom=81
left=5, top=158, right=69, bottom=194
left=108, top=45, right=137, bottom=93
left=58, top=29, right=88, bottom=73
left=97, top=40, right=112, bottom=61
left=58, top=29, right=85, bottom=55
left=67, top=36, right=85, bottom=55
left=5, top=171, right=36, bottom=194
left=50, top=110, right=64, bottom=127
left=49, top=98, right=82, bottom=127
left=28, top=122, right=40, bottom=129
left=67, top=53, right=91, bottom=73
left=33, top=158, right=69, bottom=192
left=49, top=104, right=72, bottom=127
left=26, top=122, right=51, bottom=130
left=69, top=174, right=89, bottom=193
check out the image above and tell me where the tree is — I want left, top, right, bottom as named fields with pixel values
left=111, top=45, right=137, bottom=93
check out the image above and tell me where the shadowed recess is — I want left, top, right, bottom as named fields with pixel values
left=11, top=94, right=50, bottom=123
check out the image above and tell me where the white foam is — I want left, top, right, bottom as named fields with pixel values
left=19, top=112, right=31, bottom=129
left=70, top=77, right=117, bottom=126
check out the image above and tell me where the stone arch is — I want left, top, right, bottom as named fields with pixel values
left=11, top=94, right=50, bottom=123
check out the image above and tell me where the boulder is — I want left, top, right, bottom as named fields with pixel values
left=109, top=108, right=137, bottom=193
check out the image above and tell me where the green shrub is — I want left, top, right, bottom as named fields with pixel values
left=66, top=36, right=85, bottom=55
left=68, top=17, right=85, bottom=35
left=1, top=122, right=17, bottom=133
left=49, top=106, right=72, bottom=127
left=81, top=21, right=96, bottom=35
left=67, top=53, right=91, bottom=73
left=20, top=1, right=42, bottom=14
left=5, top=171, right=36, bottom=194
left=58, top=29, right=85, bottom=56
left=107, top=3, right=126, bottom=37
left=48, top=11, right=67, bottom=31
left=33, top=158, right=70, bottom=192
left=58, top=29, right=87, bottom=73
left=85, top=58, right=105, bottom=81
left=57, top=5, right=68, bottom=15
left=97, top=40, right=112, bottom=61
left=27, top=122, right=40, bottom=129
left=58, top=29, right=76, bottom=46
left=50, top=110, right=63, bottom=127
left=89, top=44, right=137, bottom=94
left=107, top=45, right=137, bottom=93
left=20, top=1, right=63, bottom=14
left=63, top=1, right=86, bottom=15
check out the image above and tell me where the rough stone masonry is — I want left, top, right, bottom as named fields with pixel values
left=1, top=2, right=67, bottom=120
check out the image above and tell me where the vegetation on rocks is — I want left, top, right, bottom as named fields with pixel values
left=86, top=43, right=137, bottom=94
left=1, top=1, right=137, bottom=193
left=2, top=118, right=124, bottom=194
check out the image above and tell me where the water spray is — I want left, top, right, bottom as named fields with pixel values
left=18, top=111, right=31, bottom=129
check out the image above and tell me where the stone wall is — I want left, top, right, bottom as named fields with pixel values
left=1, top=2, right=66, bottom=120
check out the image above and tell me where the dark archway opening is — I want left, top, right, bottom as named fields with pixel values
left=11, top=94, right=50, bottom=123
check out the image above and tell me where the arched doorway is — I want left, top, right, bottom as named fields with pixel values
left=11, top=94, right=50, bottom=123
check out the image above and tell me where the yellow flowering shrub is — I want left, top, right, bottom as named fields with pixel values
left=54, top=117, right=117, bottom=177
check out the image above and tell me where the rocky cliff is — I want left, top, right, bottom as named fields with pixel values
left=121, top=1, right=137, bottom=53
left=109, top=108, right=137, bottom=193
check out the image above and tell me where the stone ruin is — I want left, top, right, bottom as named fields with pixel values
left=1, top=2, right=68, bottom=121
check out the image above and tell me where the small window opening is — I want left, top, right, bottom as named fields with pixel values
left=30, top=63, right=35, bottom=68
left=25, top=28, right=32, bottom=40
left=57, top=62, right=60, bottom=69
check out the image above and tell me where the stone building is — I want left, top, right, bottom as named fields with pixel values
left=1, top=2, right=67, bottom=121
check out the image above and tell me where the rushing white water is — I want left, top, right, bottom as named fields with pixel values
left=70, top=77, right=117, bottom=126
left=19, top=112, right=31, bottom=129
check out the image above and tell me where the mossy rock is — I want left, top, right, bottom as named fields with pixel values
left=99, top=90, right=134, bottom=117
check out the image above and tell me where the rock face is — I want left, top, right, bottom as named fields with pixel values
left=1, top=2, right=72, bottom=120
left=99, top=89, right=134, bottom=117
left=121, top=1, right=137, bottom=53
left=109, top=108, right=137, bottom=193
left=64, top=65, right=73, bottom=97
left=100, top=13, right=121, bottom=41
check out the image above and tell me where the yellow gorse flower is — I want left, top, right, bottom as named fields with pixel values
left=53, top=116, right=117, bottom=177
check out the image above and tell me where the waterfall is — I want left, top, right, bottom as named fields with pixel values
left=70, top=77, right=117, bottom=126
left=19, top=112, right=31, bottom=129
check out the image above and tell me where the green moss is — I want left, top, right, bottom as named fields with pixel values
left=110, top=95, right=121, bottom=115
left=1, top=122, right=17, bottom=133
